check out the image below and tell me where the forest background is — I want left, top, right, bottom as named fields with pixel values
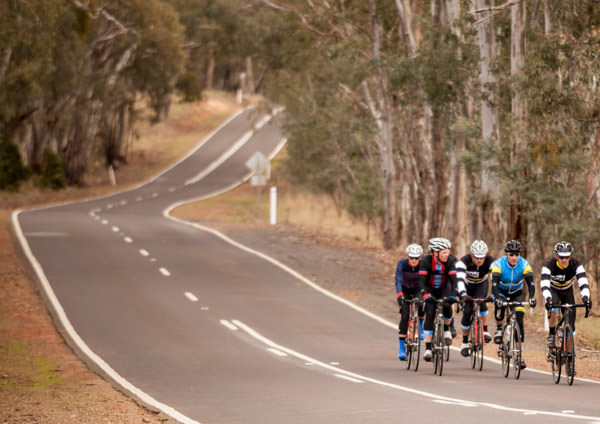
left=2, top=0, right=600, bottom=309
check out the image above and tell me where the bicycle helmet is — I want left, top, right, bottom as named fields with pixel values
left=406, top=243, right=423, bottom=258
left=428, top=237, right=451, bottom=252
left=554, top=241, right=573, bottom=257
left=470, top=240, right=488, bottom=258
left=503, top=240, right=522, bottom=254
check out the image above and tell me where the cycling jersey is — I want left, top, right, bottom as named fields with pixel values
left=540, top=256, right=590, bottom=299
left=456, top=254, right=494, bottom=296
left=491, top=255, right=535, bottom=297
left=419, top=254, right=458, bottom=296
left=395, top=258, right=421, bottom=296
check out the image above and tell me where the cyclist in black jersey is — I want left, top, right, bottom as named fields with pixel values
left=541, top=241, right=591, bottom=376
left=456, top=240, right=494, bottom=357
left=419, top=237, right=458, bottom=362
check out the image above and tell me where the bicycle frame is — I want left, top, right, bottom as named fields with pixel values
left=467, top=298, right=491, bottom=371
left=405, top=298, right=422, bottom=372
left=547, top=303, right=586, bottom=385
left=431, top=298, right=450, bottom=376
left=497, top=301, right=528, bottom=380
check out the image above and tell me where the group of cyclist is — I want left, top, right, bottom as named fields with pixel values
left=394, top=237, right=592, bottom=374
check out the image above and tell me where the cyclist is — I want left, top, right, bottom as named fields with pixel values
left=419, top=237, right=458, bottom=362
left=541, top=241, right=591, bottom=375
left=456, top=240, right=494, bottom=357
left=491, top=240, right=536, bottom=369
left=394, top=243, right=424, bottom=360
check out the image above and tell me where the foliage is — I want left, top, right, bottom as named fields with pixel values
left=38, top=148, right=66, bottom=190
left=0, top=136, right=31, bottom=191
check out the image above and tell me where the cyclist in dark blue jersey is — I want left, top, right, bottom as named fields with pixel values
left=394, top=243, right=424, bottom=360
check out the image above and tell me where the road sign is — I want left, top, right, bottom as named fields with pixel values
left=246, top=151, right=270, bottom=186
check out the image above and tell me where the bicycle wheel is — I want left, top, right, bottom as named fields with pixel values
left=469, top=323, right=477, bottom=369
left=512, top=323, right=522, bottom=380
left=414, top=317, right=421, bottom=372
left=564, top=324, right=575, bottom=385
left=550, top=344, right=561, bottom=384
left=435, top=321, right=444, bottom=376
left=475, top=315, right=484, bottom=371
left=501, top=325, right=510, bottom=378
left=445, top=335, right=450, bottom=362
left=407, top=315, right=416, bottom=370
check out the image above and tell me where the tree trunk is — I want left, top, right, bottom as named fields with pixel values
left=508, top=0, right=527, bottom=247
left=205, top=56, right=215, bottom=90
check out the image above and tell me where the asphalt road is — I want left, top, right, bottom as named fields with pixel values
left=13, top=107, right=600, bottom=424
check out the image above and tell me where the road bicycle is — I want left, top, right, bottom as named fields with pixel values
left=404, top=298, right=423, bottom=371
left=465, top=298, right=492, bottom=371
left=546, top=303, right=588, bottom=385
left=496, top=300, right=529, bottom=379
left=430, top=297, right=453, bottom=376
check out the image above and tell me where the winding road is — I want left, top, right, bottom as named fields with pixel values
left=12, top=107, right=600, bottom=424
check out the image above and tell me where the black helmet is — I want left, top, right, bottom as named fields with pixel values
left=554, top=241, right=573, bottom=257
left=504, top=240, right=522, bottom=254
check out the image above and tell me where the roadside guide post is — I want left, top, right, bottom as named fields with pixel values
left=245, top=152, right=272, bottom=218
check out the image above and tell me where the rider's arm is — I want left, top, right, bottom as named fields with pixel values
left=540, top=263, right=553, bottom=302
left=418, top=257, right=432, bottom=300
left=455, top=259, right=467, bottom=297
left=491, top=263, right=501, bottom=299
left=394, top=260, right=404, bottom=298
left=523, top=264, right=535, bottom=298
left=573, top=258, right=591, bottom=299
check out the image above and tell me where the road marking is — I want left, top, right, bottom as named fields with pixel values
left=101, top=220, right=108, bottom=225
left=231, top=319, right=600, bottom=422
left=124, top=237, right=133, bottom=243
left=184, top=292, right=198, bottom=302
left=220, top=320, right=238, bottom=330
left=334, top=374, right=363, bottom=383
left=159, top=267, right=170, bottom=276
left=24, top=232, right=69, bottom=237
left=267, top=348, right=288, bottom=357
left=112, top=226, right=119, bottom=232
left=185, top=109, right=282, bottom=186
left=139, top=249, right=149, bottom=256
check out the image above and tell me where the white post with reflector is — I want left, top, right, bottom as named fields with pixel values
left=270, top=186, right=277, bottom=225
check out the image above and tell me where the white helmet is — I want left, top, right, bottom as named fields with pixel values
left=470, top=240, right=488, bottom=258
left=428, top=237, right=451, bottom=252
left=406, top=243, right=423, bottom=258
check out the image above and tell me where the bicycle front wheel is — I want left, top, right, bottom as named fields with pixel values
left=512, top=323, right=522, bottom=380
left=550, top=343, right=561, bottom=384
left=475, top=315, right=484, bottom=371
left=565, top=324, right=575, bottom=385
left=434, top=322, right=444, bottom=376
left=407, top=316, right=416, bottom=370
left=469, top=322, right=477, bottom=369
left=501, top=326, right=510, bottom=378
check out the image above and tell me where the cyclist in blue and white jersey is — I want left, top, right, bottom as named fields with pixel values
left=541, top=241, right=591, bottom=371
left=456, top=240, right=494, bottom=357
left=491, top=240, right=536, bottom=369
left=419, top=237, right=458, bottom=362
left=394, top=243, right=424, bottom=360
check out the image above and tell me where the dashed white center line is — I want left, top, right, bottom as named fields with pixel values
left=139, top=249, right=149, bottom=256
left=111, top=226, right=119, bottom=232
left=101, top=220, right=108, bottom=225
left=124, top=237, right=133, bottom=243
left=184, top=292, right=198, bottom=302
left=159, top=267, right=171, bottom=276
left=220, top=320, right=238, bottom=330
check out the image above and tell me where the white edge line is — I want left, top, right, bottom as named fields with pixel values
left=220, top=320, right=238, bottom=330
left=231, top=319, right=600, bottom=421
left=11, top=210, right=201, bottom=424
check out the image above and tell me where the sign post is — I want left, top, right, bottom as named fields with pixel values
left=245, top=152, right=271, bottom=216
